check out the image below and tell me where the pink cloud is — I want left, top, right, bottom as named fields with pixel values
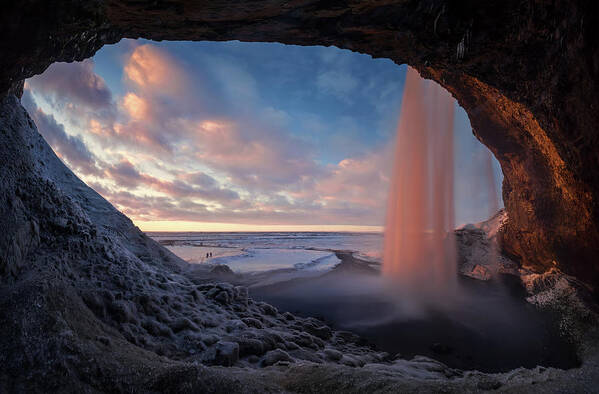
left=124, top=44, right=187, bottom=95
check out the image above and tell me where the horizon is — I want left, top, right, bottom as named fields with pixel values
left=141, top=223, right=384, bottom=233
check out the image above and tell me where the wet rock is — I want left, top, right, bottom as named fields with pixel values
left=293, top=332, right=315, bottom=349
left=290, top=348, right=324, bottom=363
left=225, top=319, right=248, bottom=333
left=477, top=378, right=502, bottom=390
left=282, top=312, right=295, bottom=321
left=189, top=289, right=205, bottom=303
left=96, top=336, right=111, bottom=346
left=210, top=264, right=234, bottom=276
left=170, top=317, right=199, bottom=333
left=340, top=355, right=363, bottom=367
left=261, top=349, right=294, bottom=367
left=334, top=330, right=359, bottom=343
left=214, top=291, right=230, bottom=305
left=236, top=338, right=265, bottom=357
left=241, top=317, right=263, bottom=329
left=465, top=264, right=492, bottom=281
left=142, top=319, right=173, bottom=337
left=324, top=348, right=343, bottom=361
left=303, top=321, right=332, bottom=340
left=107, top=300, right=135, bottom=323
left=234, top=286, right=249, bottom=305
left=259, top=302, right=277, bottom=316
left=214, top=341, right=239, bottom=366
left=247, top=355, right=260, bottom=364
left=201, top=334, right=219, bottom=346
left=284, top=341, right=299, bottom=350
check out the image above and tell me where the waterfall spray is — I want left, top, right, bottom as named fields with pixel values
left=383, top=67, right=457, bottom=295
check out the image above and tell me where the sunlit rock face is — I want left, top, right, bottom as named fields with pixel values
left=1, top=1, right=599, bottom=287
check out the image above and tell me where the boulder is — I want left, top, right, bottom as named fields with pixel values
left=261, top=349, right=294, bottom=367
left=214, top=341, right=239, bottom=367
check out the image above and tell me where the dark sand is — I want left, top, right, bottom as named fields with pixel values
left=250, top=252, right=579, bottom=372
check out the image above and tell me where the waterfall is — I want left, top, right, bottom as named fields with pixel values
left=383, top=67, right=457, bottom=295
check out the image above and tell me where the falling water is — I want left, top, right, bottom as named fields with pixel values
left=383, top=67, right=457, bottom=295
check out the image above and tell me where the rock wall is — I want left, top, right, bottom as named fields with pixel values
left=1, top=1, right=598, bottom=287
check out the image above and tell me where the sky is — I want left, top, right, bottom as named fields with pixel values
left=23, top=39, right=502, bottom=232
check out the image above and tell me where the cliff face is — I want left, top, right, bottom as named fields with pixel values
left=1, top=0, right=598, bottom=287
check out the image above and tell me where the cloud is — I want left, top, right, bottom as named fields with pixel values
left=316, top=70, right=358, bottom=101
left=22, top=90, right=103, bottom=176
left=183, top=118, right=323, bottom=193
left=124, top=44, right=187, bottom=95
left=103, top=159, right=243, bottom=206
left=122, top=93, right=149, bottom=120
left=26, top=59, right=113, bottom=110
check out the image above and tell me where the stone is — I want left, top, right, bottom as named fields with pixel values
left=214, top=291, right=230, bottom=305
left=259, top=303, right=277, bottom=316
left=225, top=319, right=248, bottom=333
left=340, top=355, right=362, bottom=367
left=210, top=265, right=234, bottom=276
left=282, top=312, right=295, bottom=321
left=241, top=317, right=263, bottom=329
left=303, top=321, right=332, bottom=340
left=465, top=264, right=492, bottom=281
left=214, top=341, right=239, bottom=367
left=236, top=338, right=265, bottom=357
left=170, top=317, right=199, bottom=333
left=324, top=348, right=343, bottom=361
left=261, top=349, right=294, bottom=367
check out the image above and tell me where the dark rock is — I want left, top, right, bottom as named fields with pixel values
left=430, top=343, right=453, bottom=355
left=303, top=321, right=332, bottom=340
left=282, top=312, right=295, bottom=321
left=224, top=319, right=247, bottom=333
left=259, top=303, right=277, bottom=316
left=214, top=341, right=239, bottom=367
left=477, top=379, right=502, bottom=391
left=236, top=338, right=265, bottom=357
left=241, top=318, right=263, bottom=329
left=261, top=349, right=294, bottom=367
left=324, top=348, right=343, bottom=361
left=214, top=291, right=230, bottom=305
left=170, top=317, right=199, bottom=333
left=210, top=265, right=233, bottom=275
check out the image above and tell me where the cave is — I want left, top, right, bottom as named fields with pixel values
left=1, top=1, right=598, bottom=392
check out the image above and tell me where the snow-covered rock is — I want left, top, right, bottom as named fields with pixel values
left=456, top=210, right=519, bottom=281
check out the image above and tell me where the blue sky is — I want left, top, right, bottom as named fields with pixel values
left=23, top=39, right=502, bottom=231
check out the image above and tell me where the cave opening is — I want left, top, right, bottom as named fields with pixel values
left=18, top=38, right=581, bottom=373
